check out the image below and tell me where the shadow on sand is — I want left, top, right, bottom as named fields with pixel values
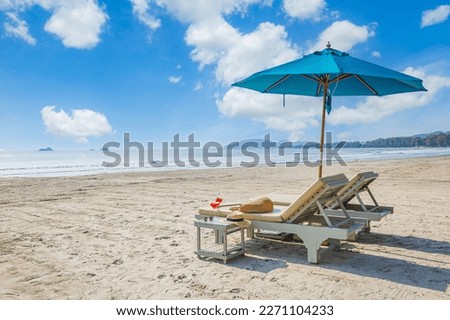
left=356, top=232, right=450, bottom=256
left=225, top=234, right=450, bottom=293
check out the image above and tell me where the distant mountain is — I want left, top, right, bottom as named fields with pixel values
left=342, top=132, right=450, bottom=148
left=226, top=131, right=450, bottom=149
left=38, top=147, right=54, bottom=151
left=411, top=131, right=448, bottom=139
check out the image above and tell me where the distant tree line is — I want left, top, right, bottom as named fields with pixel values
left=342, top=132, right=450, bottom=148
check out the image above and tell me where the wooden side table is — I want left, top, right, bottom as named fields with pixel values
left=194, top=217, right=246, bottom=263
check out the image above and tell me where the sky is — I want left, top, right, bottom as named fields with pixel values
left=0, top=0, right=449, bottom=151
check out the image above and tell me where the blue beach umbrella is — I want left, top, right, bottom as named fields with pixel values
left=232, top=43, right=427, bottom=177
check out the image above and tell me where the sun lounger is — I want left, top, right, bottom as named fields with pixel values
left=197, top=174, right=366, bottom=264
left=322, top=172, right=393, bottom=228
left=262, top=172, right=393, bottom=229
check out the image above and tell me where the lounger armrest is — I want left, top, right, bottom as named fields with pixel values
left=323, top=207, right=392, bottom=221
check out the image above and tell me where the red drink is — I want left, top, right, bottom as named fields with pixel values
left=210, top=201, right=220, bottom=209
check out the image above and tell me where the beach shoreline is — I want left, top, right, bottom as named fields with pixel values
left=0, top=156, right=449, bottom=299
left=1, top=147, right=450, bottom=178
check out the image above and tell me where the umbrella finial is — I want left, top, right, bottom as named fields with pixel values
left=326, top=41, right=331, bottom=49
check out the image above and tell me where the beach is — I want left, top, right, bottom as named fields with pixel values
left=0, top=156, right=449, bottom=299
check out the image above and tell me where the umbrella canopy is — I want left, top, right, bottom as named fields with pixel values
left=232, top=44, right=427, bottom=177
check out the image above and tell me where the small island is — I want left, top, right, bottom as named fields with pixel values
left=38, top=147, right=54, bottom=152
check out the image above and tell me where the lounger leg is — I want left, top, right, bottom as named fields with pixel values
left=364, top=221, right=371, bottom=233
left=247, top=226, right=254, bottom=238
left=302, top=237, right=323, bottom=264
left=196, top=226, right=201, bottom=257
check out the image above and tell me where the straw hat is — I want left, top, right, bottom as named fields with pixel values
left=226, top=212, right=251, bottom=228
left=240, top=196, right=273, bottom=213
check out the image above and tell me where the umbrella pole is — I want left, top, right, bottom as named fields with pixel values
left=318, top=83, right=328, bottom=178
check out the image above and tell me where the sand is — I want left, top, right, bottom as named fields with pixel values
left=0, top=156, right=449, bottom=299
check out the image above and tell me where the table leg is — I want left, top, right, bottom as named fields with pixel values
left=196, top=226, right=201, bottom=254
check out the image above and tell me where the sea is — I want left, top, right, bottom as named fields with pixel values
left=1, top=147, right=450, bottom=178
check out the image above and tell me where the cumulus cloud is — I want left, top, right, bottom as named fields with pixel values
left=154, top=0, right=266, bottom=23
left=215, top=22, right=299, bottom=85
left=0, top=0, right=108, bottom=49
left=309, top=20, right=375, bottom=52
left=329, top=67, right=450, bottom=125
left=147, top=1, right=298, bottom=87
left=217, top=88, right=320, bottom=141
left=41, top=106, right=113, bottom=143
left=3, top=11, right=36, bottom=45
left=43, top=0, right=108, bottom=49
left=421, top=4, right=450, bottom=28
left=129, top=0, right=161, bottom=32
left=185, top=15, right=241, bottom=70
left=184, top=18, right=299, bottom=86
left=282, top=0, right=325, bottom=21
left=168, top=75, right=181, bottom=84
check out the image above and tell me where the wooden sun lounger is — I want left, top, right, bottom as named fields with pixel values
left=323, top=172, right=393, bottom=228
left=196, top=174, right=366, bottom=264
left=263, top=172, right=393, bottom=229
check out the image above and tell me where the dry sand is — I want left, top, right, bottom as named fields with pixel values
left=0, top=156, right=449, bottom=299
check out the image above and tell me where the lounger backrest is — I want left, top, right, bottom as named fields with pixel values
left=340, top=171, right=378, bottom=205
left=282, top=173, right=349, bottom=223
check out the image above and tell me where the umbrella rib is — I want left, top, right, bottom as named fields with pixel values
left=300, top=74, right=324, bottom=96
left=330, top=73, right=352, bottom=83
left=354, top=75, right=379, bottom=95
left=263, top=74, right=292, bottom=92
left=316, top=83, right=322, bottom=96
left=302, top=74, right=321, bottom=82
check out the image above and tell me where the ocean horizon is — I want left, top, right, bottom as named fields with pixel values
left=1, top=147, right=450, bottom=178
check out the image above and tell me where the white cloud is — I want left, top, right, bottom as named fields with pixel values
left=217, top=88, right=320, bottom=141
left=309, top=20, right=375, bottom=52
left=215, top=22, right=299, bottom=85
left=329, top=67, right=450, bottom=125
left=3, top=11, right=36, bottom=45
left=185, top=15, right=241, bottom=69
left=129, top=0, right=160, bottom=32
left=129, top=0, right=268, bottom=33
left=194, top=81, right=203, bottom=91
left=421, top=4, right=450, bottom=28
left=43, top=1, right=108, bottom=49
left=282, top=0, right=325, bottom=21
left=168, top=75, right=181, bottom=84
left=1, top=0, right=108, bottom=49
left=150, top=1, right=298, bottom=87
left=41, top=106, right=113, bottom=143
left=371, top=50, right=381, bottom=58
left=154, top=0, right=266, bottom=23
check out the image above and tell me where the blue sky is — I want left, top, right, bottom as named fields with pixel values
left=0, top=0, right=449, bottom=150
